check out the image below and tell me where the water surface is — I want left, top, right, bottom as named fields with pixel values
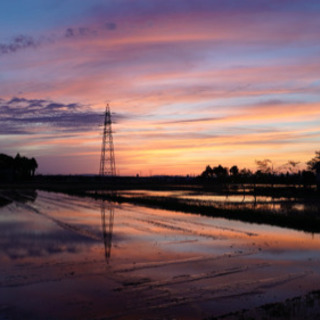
left=1, top=190, right=320, bottom=319
left=115, top=189, right=320, bottom=213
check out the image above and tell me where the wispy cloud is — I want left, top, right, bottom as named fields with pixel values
left=0, top=19, right=119, bottom=56
left=0, top=35, right=39, bottom=55
left=0, top=97, right=126, bottom=134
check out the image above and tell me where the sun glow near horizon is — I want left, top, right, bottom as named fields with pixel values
left=1, top=0, right=320, bottom=176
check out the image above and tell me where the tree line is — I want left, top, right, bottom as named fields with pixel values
left=0, top=153, right=38, bottom=181
left=200, top=150, right=320, bottom=190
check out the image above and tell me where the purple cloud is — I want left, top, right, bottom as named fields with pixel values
left=0, top=97, right=126, bottom=135
left=0, top=35, right=38, bottom=55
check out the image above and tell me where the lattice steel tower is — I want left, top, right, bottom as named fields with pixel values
left=99, top=104, right=116, bottom=176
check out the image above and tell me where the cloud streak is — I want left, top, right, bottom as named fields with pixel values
left=0, top=97, right=126, bottom=134
left=0, top=35, right=39, bottom=55
left=0, top=17, right=120, bottom=56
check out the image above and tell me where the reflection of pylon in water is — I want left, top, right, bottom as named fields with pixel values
left=99, top=103, right=116, bottom=176
left=100, top=201, right=115, bottom=263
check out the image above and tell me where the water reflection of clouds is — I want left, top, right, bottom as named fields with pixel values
left=0, top=221, right=99, bottom=260
left=0, top=194, right=111, bottom=262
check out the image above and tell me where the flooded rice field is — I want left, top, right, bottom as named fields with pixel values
left=116, top=189, right=320, bottom=213
left=1, top=190, right=320, bottom=319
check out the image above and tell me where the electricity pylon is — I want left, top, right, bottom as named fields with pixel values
left=99, top=103, right=116, bottom=176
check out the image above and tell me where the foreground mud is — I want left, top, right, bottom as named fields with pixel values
left=1, top=190, right=320, bottom=319
left=210, top=290, right=320, bottom=319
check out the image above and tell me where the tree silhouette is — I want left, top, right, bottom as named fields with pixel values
left=286, top=160, right=300, bottom=174
left=0, top=153, right=38, bottom=181
left=307, top=151, right=320, bottom=191
left=29, top=158, right=38, bottom=177
left=197, top=151, right=320, bottom=191
left=307, top=151, right=320, bottom=173
left=229, top=165, right=239, bottom=177
left=201, top=165, right=214, bottom=178
left=0, top=154, right=14, bottom=169
left=14, top=153, right=30, bottom=179
left=255, top=159, right=273, bottom=174
left=239, top=168, right=252, bottom=178
left=212, top=165, right=228, bottom=178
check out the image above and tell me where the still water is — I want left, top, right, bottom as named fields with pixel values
left=1, top=190, right=320, bottom=319
left=116, top=189, right=319, bottom=213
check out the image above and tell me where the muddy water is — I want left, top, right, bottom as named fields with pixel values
left=1, top=191, right=320, bottom=319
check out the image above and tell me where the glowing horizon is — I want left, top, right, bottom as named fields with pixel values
left=1, top=0, right=320, bottom=176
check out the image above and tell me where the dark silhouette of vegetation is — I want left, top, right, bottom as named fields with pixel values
left=0, top=153, right=38, bottom=181
left=200, top=151, right=320, bottom=192
left=201, top=164, right=228, bottom=182
left=307, top=151, right=320, bottom=171
left=212, top=165, right=228, bottom=179
left=307, top=150, right=320, bottom=191
left=229, top=165, right=239, bottom=177
left=255, top=159, right=273, bottom=174
left=0, top=189, right=38, bottom=208
left=201, top=165, right=214, bottom=178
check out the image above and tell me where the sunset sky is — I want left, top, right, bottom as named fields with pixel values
left=1, top=0, right=320, bottom=176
